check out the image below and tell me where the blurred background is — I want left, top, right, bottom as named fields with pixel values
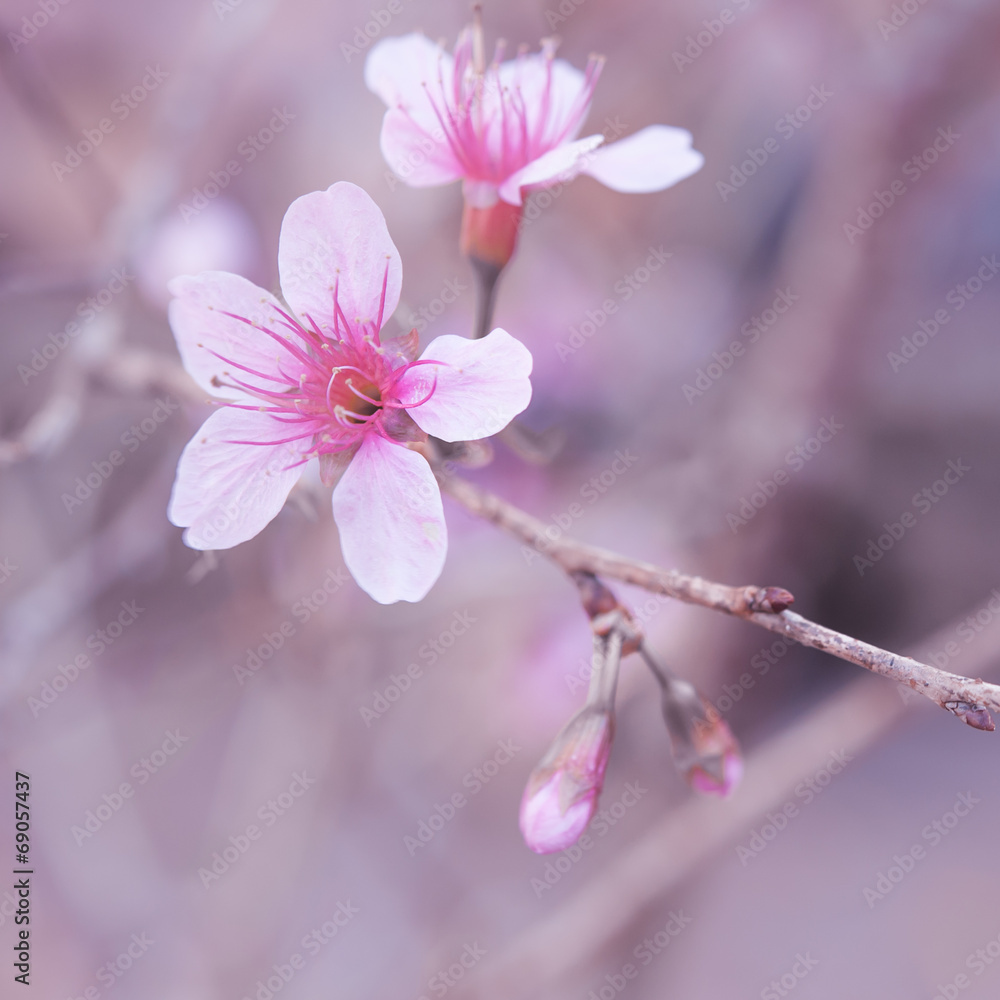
left=2, top=0, right=1000, bottom=996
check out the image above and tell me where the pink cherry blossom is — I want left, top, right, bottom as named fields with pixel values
left=519, top=707, right=613, bottom=854
left=167, top=181, right=532, bottom=604
left=364, top=21, right=704, bottom=210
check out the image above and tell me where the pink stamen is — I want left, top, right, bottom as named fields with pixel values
left=222, top=428, right=318, bottom=447
left=204, top=348, right=289, bottom=384
left=374, top=261, right=390, bottom=338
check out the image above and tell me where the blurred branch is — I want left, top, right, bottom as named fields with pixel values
left=439, top=471, right=999, bottom=730
left=0, top=346, right=204, bottom=468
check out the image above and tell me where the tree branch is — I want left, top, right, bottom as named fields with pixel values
left=438, top=471, right=999, bottom=730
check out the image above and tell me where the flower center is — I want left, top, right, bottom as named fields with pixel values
left=338, top=373, right=382, bottom=422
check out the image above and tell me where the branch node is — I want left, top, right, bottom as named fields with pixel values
left=944, top=701, right=995, bottom=732
left=746, top=586, right=795, bottom=615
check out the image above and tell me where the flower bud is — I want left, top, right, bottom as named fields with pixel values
left=519, top=706, right=613, bottom=853
left=660, top=677, right=743, bottom=798
left=686, top=715, right=743, bottom=797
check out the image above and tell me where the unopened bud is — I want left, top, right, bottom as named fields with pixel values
left=519, top=706, right=613, bottom=853
left=661, top=678, right=743, bottom=798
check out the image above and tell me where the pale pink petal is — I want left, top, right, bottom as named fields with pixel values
left=396, top=328, right=533, bottom=442
left=168, top=407, right=308, bottom=549
left=364, top=33, right=454, bottom=134
left=378, top=108, right=467, bottom=188
left=498, top=134, right=605, bottom=205
left=519, top=774, right=595, bottom=854
left=167, top=272, right=298, bottom=402
left=581, top=125, right=704, bottom=193
left=277, top=182, right=402, bottom=339
left=496, top=53, right=591, bottom=147
left=332, top=435, right=446, bottom=604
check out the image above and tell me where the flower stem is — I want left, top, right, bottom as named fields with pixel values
left=469, top=256, right=502, bottom=340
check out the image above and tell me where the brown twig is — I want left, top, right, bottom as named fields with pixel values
left=438, top=471, right=1000, bottom=730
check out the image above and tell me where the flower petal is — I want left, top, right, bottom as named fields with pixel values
left=498, top=134, right=605, bottom=205
left=378, top=108, right=467, bottom=188
left=332, top=435, right=446, bottom=604
left=168, top=406, right=307, bottom=549
left=364, top=33, right=454, bottom=134
left=519, top=773, right=596, bottom=854
left=397, top=328, right=533, bottom=442
left=580, top=125, right=704, bottom=193
left=496, top=53, right=592, bottom=147
left=277, top=182, right=402, bottom=340
left=167, top=272, right=298, bottom=402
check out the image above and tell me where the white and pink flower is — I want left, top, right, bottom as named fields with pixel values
left=166, top=181, right=532, bottom=604
left=364, top=18, right=704, bottom=264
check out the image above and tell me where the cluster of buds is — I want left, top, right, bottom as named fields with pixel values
left=519, top=574, right=743, bottom=853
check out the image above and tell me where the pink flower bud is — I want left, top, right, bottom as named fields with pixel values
left=661, top=679, right=743, bottom=798
left=519, top=707, right=613, bottom=854
left=686, top=715, right=743, bottom=798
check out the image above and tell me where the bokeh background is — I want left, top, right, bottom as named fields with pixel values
left=3, top=0, right=1000, bottom=997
